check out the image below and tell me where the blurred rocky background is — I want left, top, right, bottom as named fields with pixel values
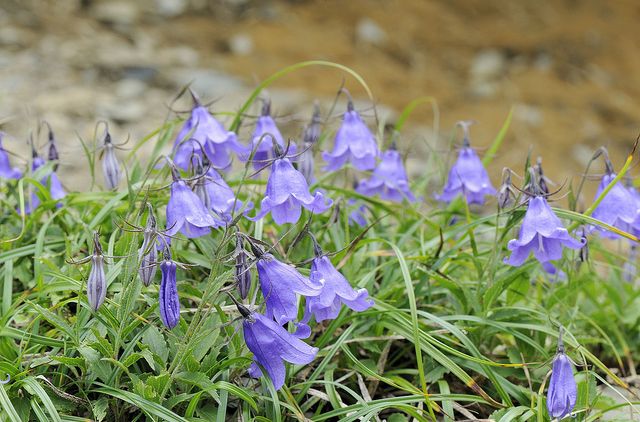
left=1, top=0, right=640, bottom=192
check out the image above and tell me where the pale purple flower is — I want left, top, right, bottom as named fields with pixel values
left=87, top=233, right=106, bottom=312
left=203, top=167, right=249, bottom=221
left=356, top=149, right=416, bottom=202
left=159, top=252, right=180, bottom=329
left=139, top=209, right=158, bottom=286
left=437, top=147, right=496, bottom=205
left=306, top=256, right=373, bottom=322
left=245, top=100, right=295, bottom=170
left=173, top=95, right=245, bottom=170
left=348, top=202, right=368, bottom=227
left=25, top=154, right=66, bottom=214
left=166, top=166, right=222, bottom=238
left=243, top=311, right=318, bottom=390
left=591, top=173, right=640, bottom=239
left=101, top=132, right=121, bottom=190
left=505, top=196, right=584, bottom=266
left=322, top=101, right=378, bottom=171
left=256, top=253, right=321, bottom=326
left=0, top=133, right=22, bottom=179
left=547, top=334, right=577, bottom=420
left=250, top=157, right=332, bottom=225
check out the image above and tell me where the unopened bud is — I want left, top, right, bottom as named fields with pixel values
left=235, top=237, right=251, bottom=299
left=87, top=233, right=106, bottom=311
left=102, top=133, right=121, bottom=190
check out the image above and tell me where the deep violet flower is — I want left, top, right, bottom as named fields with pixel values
left=166, top=163, right=222, bottom=238
left=437, top=121, right=496, bottom=205
left=356, top=148, right=416, bottom=202
left=172, top=93, right=245, bottom=170
left=591, top=172, right=640, bottom=239
left=546, top=332, right=577, bottom=420
left=505, top=196, right=584, bottom=266
left=322, top=101, right=378, bottom=171
left=245, top=100, right=296, bottom=170
left=0, top=133, right=22, bottom=179
left=87, top=232, right=107, bottom=312
left=242, top=309, right=318, bottom=390
left=256, top=252, right=321, bottom=326
left=159, top=250, right=180, bottom=329
left=250, top=156, right=332, bottom=225
left=305, top=239, right=373, bottom=321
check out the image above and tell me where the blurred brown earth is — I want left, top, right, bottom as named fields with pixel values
left=1, top=0, right=640, bottom=195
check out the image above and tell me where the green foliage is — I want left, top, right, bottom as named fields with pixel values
left=0, top=62, right=639, bottom=421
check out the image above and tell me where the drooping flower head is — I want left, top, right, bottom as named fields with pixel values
left=87, top=232, right=107, bottom=312
left=159, top=247, right=180, bottom=329
left=591, top=152, right=640, bottom=239
left=165, top=158, right=222, bottom=238
left=191, top=157, right=249, bottom=221
left=230, top=297, right=318, bottom=391
left=546, top=330, right=577, bottom=420
left=505, top=169, right=584, bottom=267
left=245, top=99, right=296, bottom=170
left=437, top=121, right=496, bottom=205
left=0, top=132, right=22, bottom=179
left=322, top=99, right=378, bottom=171
left=497, top=168, right=515, bottom=209
left=172, top=91, right=245, bottom=170
left=297, top=102, right=322, bottom=185
left=356, top=144, right=416, bottom=202
left=304, top=234, right=373, bottom=322
left=139, top=205, right=158, bottom=286
left=25, top=146, right=66, bottom=214
left=43, top=122, right=59, bottom=171
left=101, top=128, right=121, bottom=191
left=250, top=145, right=332, bottom=225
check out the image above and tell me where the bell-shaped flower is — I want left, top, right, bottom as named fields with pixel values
left=437, top=122, right=496, bottom=205
left=322, top=101, right=378, bottom=171
left=242, top=310, right=318, bottom=390
left=245, top=100, right=295, bottom=170
left=0, top=133, right=22, bottom=179
left=256, top=252, right=322, bottom=326
left=591, top=172, right=640, bottom=239
left=166, top=164, right=222, bottom=238
left=250, top=156, right=332, bottom=225
left=87, top=232, right=107, bottom=311
left=203, top=167, right=249, bottom=221
left=356, top=148, right=416, bottom=202
left=172, top=93, right=245, bottom=170
left=25, top=154, right=66, bottom=214
left=546, top=333, right=577, bottom=420
left=306, top=255, right=373, bottom=322
left=159, top=250, right=180, bottom=329
left=505, top=195, right=584, bottom=266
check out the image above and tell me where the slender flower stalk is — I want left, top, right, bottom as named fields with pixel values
left=87, top=232, right=107, bottom=312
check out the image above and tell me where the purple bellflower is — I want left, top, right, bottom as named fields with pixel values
left=251, top=153, right=332, bottom=225
left=547, top=331, right=577, bottom=420
left=235, top=300, right=317, bottom=391
left=0, top=132, right=22, bottom=179
left=159, top=248, right=180, bottom=329
left=322, top=100, right=378, bottom=171
left=245, top=99, right=296, bottom=170
left=305, top=236, right=373, bottom=322
left=437, top=121, right=496, bottom=205
left=252, top=245, right=321, bottom=326
left=25, top=150, right=66, bottom=214
left=198, top=162, right=250, bottom=221
left=166, top=161, right=222, bottom=238
left=172, top=92, right=244, bottom=170
left=356, top=147, right=416, bottom=202
left=591, top=161, right=640, bottom=239
left=87, top=232, right=107, bottom=312
left=505, top=175, right=584, bottom=267
left=45, top=124, right=59, bottom=170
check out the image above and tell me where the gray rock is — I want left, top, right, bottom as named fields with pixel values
left=228, top=33, right=254, bottom=56
left=91, top=1, right=140, bottom=26
left=154, top=0, right=188, bottom=17
left=167, top=68, right=246, bottom=97
left=356, top=18, right=387, bottom=46
left=471, top=49, right=506, bottom=81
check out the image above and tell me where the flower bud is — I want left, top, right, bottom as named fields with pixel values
left=102, top=133, right=121, bottom=190
left=159, top=253, right=180, bottom=329
left=139, top=207, right=158, bottom=286
left=87, top=233, right=106, bottom=311
left=546, top=332, right=577, bottom=419
left=235, top=237, right=251, bottom=299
